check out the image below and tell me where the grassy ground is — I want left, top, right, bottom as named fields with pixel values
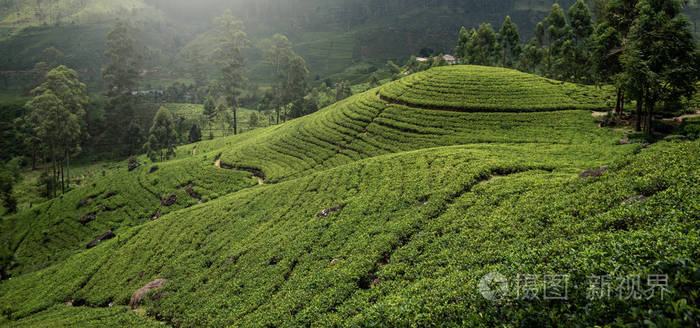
left=0, top=66, right=697, bottom=327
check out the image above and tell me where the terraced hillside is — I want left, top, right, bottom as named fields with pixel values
left=379, top=66, right=612, bottom=111
left=1, top=66, right=698, bottom=327
left=217, top=65, right=618, bottom=182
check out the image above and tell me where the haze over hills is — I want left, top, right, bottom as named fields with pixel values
left=1, top=0, right=697, bottom=91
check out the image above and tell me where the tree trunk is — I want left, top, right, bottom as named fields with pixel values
left=44, top=151, right=49, bottom=198
left=52, top=151, right=57, bottom=198
left=615, top=89, right=621, bottom=116
left=643, top=97, right=655, bottom=135
left=635, top=94, right=643, bottom=132
left=65, top=150, right=70, bottom=191
left=60, top=158, right=64, bottom=194
left=503, top=45, right=507, bottom=67
left=618, top=93, right=625, bottom=118
left=31, top=146, right=37, bottom=170
left=233, top=106, right=238, bottom=135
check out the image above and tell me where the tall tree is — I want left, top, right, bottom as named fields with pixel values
left=559, top=0, right=595, bottom=81
left=621, top=0, right=699, bottom=134
left=605, top=0, right=641, bottom=35
left=33, top=65, right=89, bottom=190
left=261, top=34, right=294, bottom=124
left=591, top=0, right=611, bottom=22
left=518, top=38, right=545, bottom=73
left=334, top=81, right=352, bottom=102
left=27, top=66, right=87, bottom=195
left=26, top=91, right=80, bottom=198
left=592, top=22, right=625, bottom=115
left=214, top=10, right=250, bottom=135
left=569, top=0, right=595, bottom=45
left=472, top=23, right=500, bottom=66
left=203, top=94, right=217, bottom=138
left=455, top=26, right=470, bottom=63
left=188, top=124, right=202, bottom=143
left=543, top=4, right=570, bottom=76
left=183, top=46, right=208, bottom=103
left=0, top=158, right=22, bottom=214
left=123, top=122, right=145, bottom=155
left=498, top=16, right=521, bottom=68
left=282, top=55, right=309, bottom=122
left=103, top=20, right=142, bottom=152
left=144, top=107, right=178, bottom=162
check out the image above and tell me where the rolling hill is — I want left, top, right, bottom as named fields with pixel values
left=0, top=66, right=698, bottom=327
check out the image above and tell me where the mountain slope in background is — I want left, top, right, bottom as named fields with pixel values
left=1, top=0, right=697, bottom=91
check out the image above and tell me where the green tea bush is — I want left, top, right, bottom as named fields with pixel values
left=1, top=65, right=694, bottom=327
left=379, top=65, right=614, bottom=112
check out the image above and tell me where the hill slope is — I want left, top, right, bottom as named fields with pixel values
left=1, top=66, right=698, bottom=327
left=3, top=0, right=698, bottom=91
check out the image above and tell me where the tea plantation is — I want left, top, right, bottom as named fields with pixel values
left=1, top=66, right=697, bottom=327
left=379, top=65, right=615, bottom=111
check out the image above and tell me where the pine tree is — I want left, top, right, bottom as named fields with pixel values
left=569, top=0, right=594, bottom=45
left=455, top=26, right=470, bottom=63
left=472, top=23, right=500, bottom=66
left=498, top=16, right=521, bottom=68
left=559, top=0, right=595, bottom=82
left=543, top=4, right=570, bottom=77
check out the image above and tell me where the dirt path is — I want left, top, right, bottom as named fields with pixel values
left=214, top=159, right=264, bottom=185
left=591, top=111, right=608, bottom=118
left=663, top=110, right=700, bottom=123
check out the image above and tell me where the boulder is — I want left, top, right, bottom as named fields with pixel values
left=622, top=195, right=647, bottom=204
left=579, top=166, right=608, bottom=178
left=130, top=278, right=168, bottom=309
left=86, top=230, right=115, bottom=248
left=317, top=205, right=344, bottom=218
left=79, top=213, right=96, bottom=225
left=128, top=161, right=141, bottom=172
left=149, top=165, right=159, bottom=174
left=77, top=193, right=102, bottom=209
left=160, top=194, right=177, bottom=207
